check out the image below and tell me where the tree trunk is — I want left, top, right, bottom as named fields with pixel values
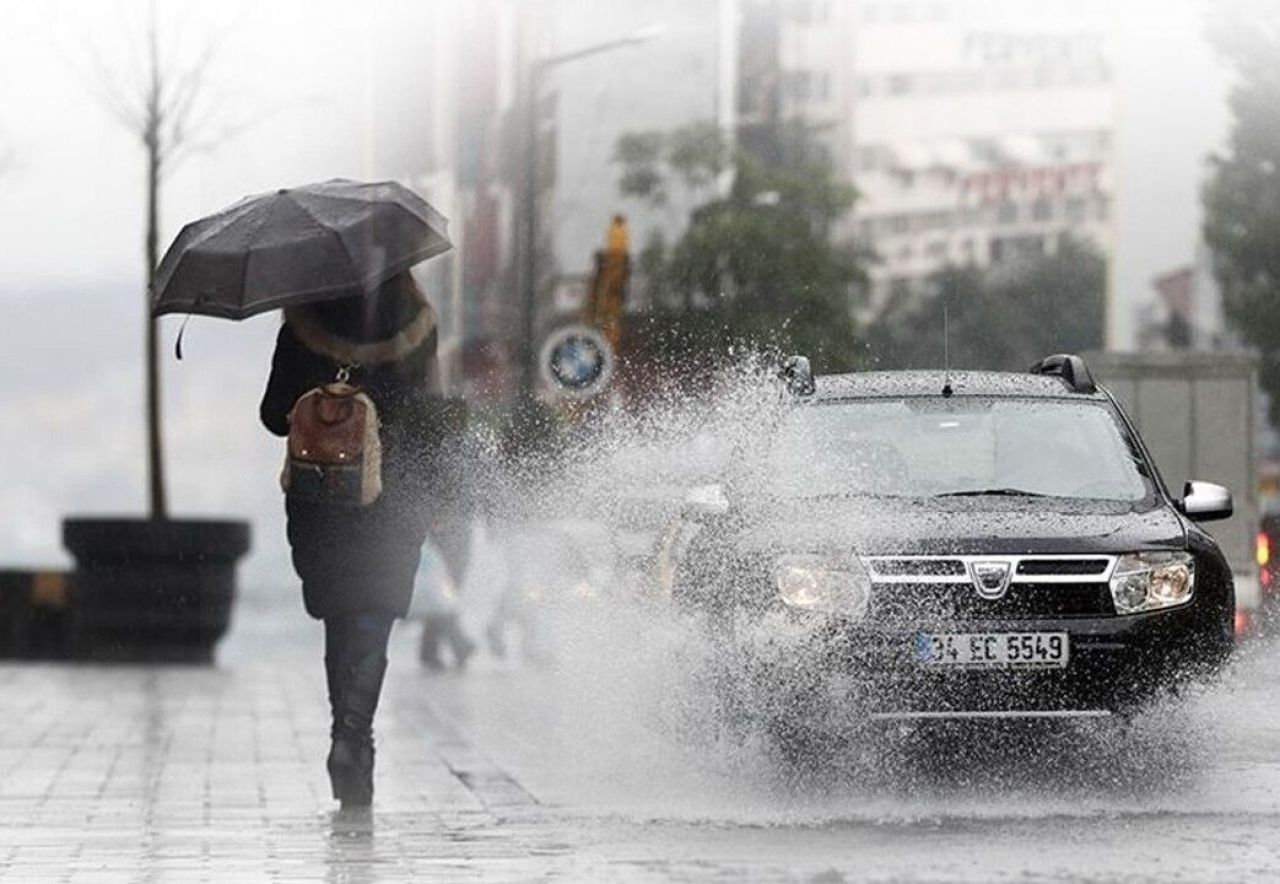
left=145, top=140, right=167, bottom=520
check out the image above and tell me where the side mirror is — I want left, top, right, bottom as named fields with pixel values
left=684, top=484, right=730, bottom=521
left=1180, top=480, right=1233, bottom=523
left=779, top=355, right=815, bottom=396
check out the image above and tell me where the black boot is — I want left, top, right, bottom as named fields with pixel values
left=325, top=652, right=387, bottom=808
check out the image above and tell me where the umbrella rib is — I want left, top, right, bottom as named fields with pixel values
left=289, top=196, right=367, bottom=292
left=237, top=200, right=288, bottom=313
left=323, top=221, right=363, bottom=291
left=295, top=192, right=452, bottom=292
left=317, top=191, right=449, bottom=236
left=183, top=198, right=267, bottom=249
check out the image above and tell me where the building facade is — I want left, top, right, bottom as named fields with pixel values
left=436, top=0, right=1121, bottom=390
left=767, top=0, right=1118, bottom=310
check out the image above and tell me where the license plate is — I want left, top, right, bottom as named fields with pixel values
left=914, top=632, right=1070, bottom=669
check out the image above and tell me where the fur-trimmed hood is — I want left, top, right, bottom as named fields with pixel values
left=283, top=298, right=436, bottom=367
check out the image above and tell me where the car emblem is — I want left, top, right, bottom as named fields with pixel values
left=969, top=561, right=1012, bottom=600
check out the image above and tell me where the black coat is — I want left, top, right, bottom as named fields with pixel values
left=260, top=283, right=461, bottom=620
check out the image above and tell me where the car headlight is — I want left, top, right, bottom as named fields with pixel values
left=1109, top=552, right=1195, bottom=615
left=774, top=555, right=871, bottom=619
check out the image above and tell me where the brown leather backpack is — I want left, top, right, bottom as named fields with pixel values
left=281, top=378, right=383, bottom=506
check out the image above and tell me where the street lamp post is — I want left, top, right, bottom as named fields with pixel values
left=516, top=26, right=663, bottom=405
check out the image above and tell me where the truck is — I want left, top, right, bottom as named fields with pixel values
left=1085, top=351, right=1261, bottom=634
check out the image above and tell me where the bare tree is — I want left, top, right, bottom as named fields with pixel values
left=82, top=11, right=258, bottom=520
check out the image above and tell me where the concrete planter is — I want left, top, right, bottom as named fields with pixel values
left=62, top=518, right=251, bottom=663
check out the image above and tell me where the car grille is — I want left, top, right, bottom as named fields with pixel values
left=863, top=555, right=1118, bottom=621
left=1016, top=558, right=1110, bottom=577
left=869, top=582, right=1116, bottom=621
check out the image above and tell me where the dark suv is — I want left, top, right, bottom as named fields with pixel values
left=659, top=355, right=1236, bottom=731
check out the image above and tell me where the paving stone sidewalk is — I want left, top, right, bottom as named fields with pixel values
left=7, top=604, right=1280, bottom=884
left=0, top=618, right=830, bottom=884
left=0, top=653, right=553, bottom=883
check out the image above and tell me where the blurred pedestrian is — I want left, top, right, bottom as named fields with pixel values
left=486, top=399, right=568, bottom=662
left=414, top=531, right=476, bottom=670
left=260, top=270, right=454, bottom=810
left=414, top=408, right=479, bottom=671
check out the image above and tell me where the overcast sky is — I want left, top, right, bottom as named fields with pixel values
left=0, top=0, right=1239, bottom=583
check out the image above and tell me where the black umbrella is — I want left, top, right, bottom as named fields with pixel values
left=152, top=178, right=452, bottom=320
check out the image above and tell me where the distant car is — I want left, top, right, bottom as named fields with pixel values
left=658, top=355, right=1236, bottom=749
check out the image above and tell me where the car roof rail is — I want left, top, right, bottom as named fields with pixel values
left=780, top=354, right=816, bottom=396
left=1029, top=353, right=1097, bottom=394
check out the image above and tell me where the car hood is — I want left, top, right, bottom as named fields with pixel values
left=730, top=496, right=1186, bottom=557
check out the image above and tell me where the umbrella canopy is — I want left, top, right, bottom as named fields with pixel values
left=152, top=178, right=452, bottom=320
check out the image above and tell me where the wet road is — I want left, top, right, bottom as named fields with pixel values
left=419, top=626, right=1280, bottom=882
left=3, top=590, right=1280, bottom=882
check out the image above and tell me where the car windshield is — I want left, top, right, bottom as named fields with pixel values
left=765, top=397, right=1151, bottom=502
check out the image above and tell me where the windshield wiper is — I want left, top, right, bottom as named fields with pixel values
left=934, top=487, right=1052, bottom=498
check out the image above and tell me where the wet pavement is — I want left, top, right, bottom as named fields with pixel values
left=3, top=591, right=1280, bottom=882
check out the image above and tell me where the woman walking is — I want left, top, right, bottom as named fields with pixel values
left=260, top=270, right=445, bottom=809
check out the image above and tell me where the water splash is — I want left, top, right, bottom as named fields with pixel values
left=431, top=357, right=1247, bottom=827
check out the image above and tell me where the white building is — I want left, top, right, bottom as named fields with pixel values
left=776, top=0, right=1118, bottom=311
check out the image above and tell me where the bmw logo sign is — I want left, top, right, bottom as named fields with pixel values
left=539, top=324, right=615, bottom=399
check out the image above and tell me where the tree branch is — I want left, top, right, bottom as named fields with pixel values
left=74, top=43, right=150, bottom=135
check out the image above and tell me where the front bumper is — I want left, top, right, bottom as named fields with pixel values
left=781, top=602, right=1222, bottom=715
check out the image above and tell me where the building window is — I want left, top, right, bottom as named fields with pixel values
left=1031, top=197, right=1054, bottom=222
left=997, top=202, right=1019, bottom=225
left=969, top=139, right=1000, bottom=164
left=926, top=210, right=954, bottom=230
left=926, top=240, right=949, bottom=260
